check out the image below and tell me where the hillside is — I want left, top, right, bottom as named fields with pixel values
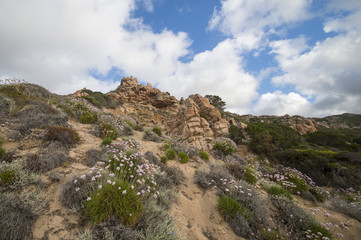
left=0, top=78, right=360, bottom=240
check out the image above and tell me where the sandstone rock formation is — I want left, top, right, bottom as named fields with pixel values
left=108, top=76, right=179, bottom=113
left=168, top=95, right=229, bottom=150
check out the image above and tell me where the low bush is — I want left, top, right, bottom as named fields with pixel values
left=60, top=175, right=94, bottom=212
left=84, top=179, right=143, bottom=226
left=26, top=142, right=68, bottom=173
left=152, top=127, right=162, bottom=136
left=101, top=137, right=113, bottom=146
left=264, top=183, right=293, bottom=200
left=165, top=149, right=176, bottom=160
left=178, top=151, right=189, bottom=164
left=137, top=198, right=181, bottom=240
left=85, top=149, right=102, bottom=167
left=0, top=169, right=16, bottom=187
left=244, top=167, right=257, bottom=185
left=92, top=216, right=144, bottom=240
left=0, top=159, right=37, bottom=191
left=142, top=131, right=161, bottom=143
left=270, top=196, right=333, bottom=239
left=199, top=150, right=209, bottom=161
left=80, top=110, right=98, bottom=124
left=229, top=125, right=244, bottom=144
left=330, top=196, right=361, bottom=222
left=212, top=138, right=236, bottom=157
left=162, top=143, right=172, bottom=151
left=99, top=122, right=118, bottom=140
left=218, top=195, right=249, bottom=220
left=194, top=164, right=231, bottom=190
left=0, top=193, right=37, bottom=240
left=44, top=126, right=80, bottom=147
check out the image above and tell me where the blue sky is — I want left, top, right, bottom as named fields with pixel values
left=1, top=0, right=361, bottom=117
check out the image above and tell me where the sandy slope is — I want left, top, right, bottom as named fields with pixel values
left=32, top=121, right=101, bottom=240
left=168, top=160, right=244, bottom=240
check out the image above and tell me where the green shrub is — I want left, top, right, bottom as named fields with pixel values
left=101, top=137, right=113, bottom=146
left=80, top=110, right=97, bottom=124
left=244, top=167, right=257, bottom=185
left=0, top=147, right=6, bottom=160
left=213, top=138, right=236, bottom=156
left=124, top=119, right=135, bottom=129
left=142, top=130, right=161, bottom=142
left=178, top=152, right=189, bottom=164
left=160, top=156, right=168, bottom=163
left=218, top=195, right=252, bottom=222
left=0, top=159, right=37, bottom=191
left=229, top=125, right=244, bottom=144
left=309, top=188, right=326, bottom=202
left=84, top=179, right=143, bottom=225
left=162, top=143, right=172, bottom=151
left=218, top=195, right=243, bottom=220
left=265, top=184, right=293, bottom=200
left=99, top=122, right=118, bottom=140
left=165, top=149, right=176, bottom=160
left=246, top=122, right=301, bottom=156
left=199, top=150, right=209, bottom=161
left=152, top=127, right=162, bottom=136
left=44, top=126, right=80, bottom=147
left=0, top=169, right=16, bottom=186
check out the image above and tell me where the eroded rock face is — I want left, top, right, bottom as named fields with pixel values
left=108, top=76, right=179, bottom=113
left=168, top=96, right=230, bottom=150
left=290, top=118, right=317, bottom=135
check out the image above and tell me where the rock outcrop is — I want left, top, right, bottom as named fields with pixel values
left=168, top=95, right=229, bottom=150
left=108, top=76, right=179, bottom=113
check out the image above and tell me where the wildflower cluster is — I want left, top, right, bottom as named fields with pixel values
left=335, top=187, right=361, bottom=204
left=73, top=140, right=161, bottom=225
left=262, top=167, right=329, bottom=200
left=306, top=208, right=349, bottom=239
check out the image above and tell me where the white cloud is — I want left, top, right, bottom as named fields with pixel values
left=253, top=91, right=311, bottom=116
left=0, top=0, right=190, bottom=94
left=164, top=39, right=259, bottom=114
left=209, top=0, right=311, bottom=49
left=269, top=4, right=361, bottom=116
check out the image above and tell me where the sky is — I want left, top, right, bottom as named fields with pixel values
left=1, top=0, right=361, bottom=117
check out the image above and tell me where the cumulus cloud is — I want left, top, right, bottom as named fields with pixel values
left=0, top=0, right=190, bottom=94
left=164, top=39, right=259, bottom=113
left=269, top=3, right=361, bottom=116
left=253, top=91, right=311, bottom=116
left=209, top=0, right=311, bottom=49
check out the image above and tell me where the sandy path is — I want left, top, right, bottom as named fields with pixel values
left=32, top=121, right=101, bottom=240
left=168, top=161, right=244, bottom=240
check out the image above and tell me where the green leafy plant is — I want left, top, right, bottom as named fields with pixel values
left=101, top=137, right=113, bottom=146
left=218, top=195, right=243, bottom=220
left=165, top=149, right=176, bottom=160
left=152, top=127, right=162, bottom=136
left=80, top=110, right=98, bottom=124
left=99, top=122, right=118, bottom=140
left=199, top=150, right=209, bottom=161
left=229, top=125, right=244, bottom=144
left=213, top=138, right=236, bottom=156
left=0, top=169, right=16, bottom=186
left=178, top=151, right=189, bottom=164
left=265, top=184, right=293, bottom=200
left=84, top=179, right=143, bottom=226
left=244, top=167, right=257, bottom=185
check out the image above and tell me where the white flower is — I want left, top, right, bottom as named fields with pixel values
left=75, top=187, right=80, bottom=192
left=98, top=185, right=102, bottom=189
left=74, top=179, right=78, bottom=184
left=87, top=197, right=91, bottom=201
left=122, top=190, right=127, bottom=195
